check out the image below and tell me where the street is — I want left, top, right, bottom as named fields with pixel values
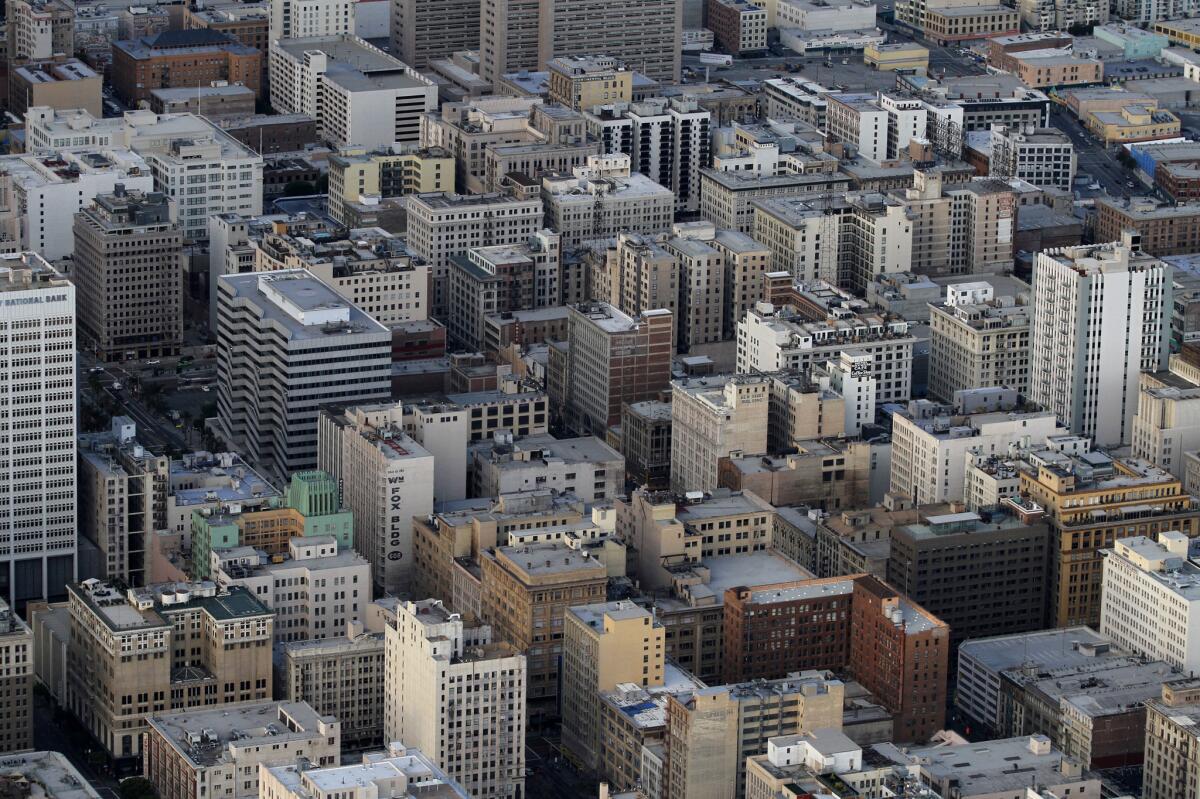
left=1048, top=105, right=1138, bottom=197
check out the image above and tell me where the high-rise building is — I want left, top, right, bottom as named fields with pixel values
left=478, top=0, right=539, bottom=89
left=561, top=601, right=665, bottom=772
left=77, top=418, right=168, bottom=588
left=66, top=580, right=273, bottom=762
left=317, top=406, right=436, bottom=596
left=383, top=599, right=526, bottom=798
left=0, top=599, right=32, bottom=753
left=1100, top=532, right=1200, bottom=674
left=1031, top=238, right=1172, bottom=447
left=214, top=270, right=391, bottom=477
left=74, top=186, right=182, bottom=361
left=390, top=0, right=479, bottom=69
left=0, top=253, right=75, bottom=606
left=269, top=0, right=351, bottom=41
left=553, top=303, right=673, bottom=437
left=670, top=374, right=771, bottom=494
left=143, top=701, right=341, bottom=799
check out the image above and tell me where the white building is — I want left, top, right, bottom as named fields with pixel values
left=990, top=124, right=1076, bottom=191
left=405, top=191, right=544, bottom=319
left=0, top=253, right=74, bottom=606
left=382, top=599, right=526, bottom=799
left=0, top=149, right=153, bottom=260
left=260, top=742, right=471, bottom=799
left=817, top=350, right=877, bottom=436
left=473, top=434, right=626, bottom=502
left=269, top=36, right=436, bottom=149
left=1100, top=532, right=1200, bottom=674
left=270, top=0, right=352, bottom=41
left=24, top=107, right=263, bottom=241
left=826, top=92, right=927, bottom=164
left=1030, top=238, right=1172, bottom=447
left=215, top=270, right=391, bottom=479
left=317, top=406, right=436, bottom=596
left=1132, top=376, right=1200, bottom=480
left=542, top=154, right=676, bottom=249
left=670, top=374, right=771, bottom=494
left=736, top=301, right=916, bottom=404
left=772, top=0, right=877, bottom=30
left=889, top=390, right=1066, bottom=505
left=211, top=536, right=371, bottom=644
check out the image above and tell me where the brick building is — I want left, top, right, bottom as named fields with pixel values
left=111, top=29, right=262, bottom=106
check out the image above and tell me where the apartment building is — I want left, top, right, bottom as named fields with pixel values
left=670, top=375, right=770, bottom=494
left=720, top=439, right=878, bottom=511
left=405, top=191, right=543, bottom=319
left=268, top=36, right=437, bottom=149
left=711, top=230, right=772, bottom=338
left=445, top=386, right=549, bottom=442
left=390, top=0, right=478, bottom=69
left=1030, top=239, right=1172, bottom=447
left=1020, top=449, right=1200, bottom=627
left=1099, top=532, right=1200, bottom=673
left=751, top=192, right=913, bottom=292
left=1096, top=198, right=1200, bottom=256
left=621, top=401, right=673, bottom=489
left=74, top=187, right=181, bottom=362
left=65, top=580, right=272, bottom=761
left=315, top=407, right=435, bottom=595
left=327, top=145, right=454, bottom=226
left=547, top=56, right=633, bottom=110
left=419, top=96, right=542, bottom=193
left=889, top=391, right=1065, bottom=504
left=561, top=601, right=664, bottom=773
left=0, top=254, right=76, bottom=606
left=736, top=302, right=916, bottom=405
left=260, top=743, right=470, bottom=799
left=448, top=247, right=537, bottom=350
left=990, top=124, right=1076, bottom=191
left=898, top=172, right=1017, bottom=279
left=707, top=0, right=767, bottom=54
left=479, top=542, right=607, bottom=712
left=554, top=303, right=673, bottom=437
left=667, top=235, right=726, bottom=349
left=269, top=0, right=351, bottom=40
left=110, top=30, right=261, bottom=106
left=887, top=503, right=1051, bottom=645
left=279, top=625, right=385, bottom=752
left=383, top=599, right=526, bottom=798
left=142, top=702, right=341, bottom=799
left=1143, top=682, right=1200, bottom=799
left=587, top=233, right=678, bottom=341
left=211, top=536, right=369, bottom=644
left=1132, top=372, right=1200, bottom=479
left=7, top=0, right=73, bottom=63
left=664, top=672, right=845, bottom=799
left=928, top=281, right=1031, bottom=401
left=0, top=600, right=32, bottom=753
left=77, top=418, right=166, bottom=587
left=826, top=92, right=928, bottom=164
left=183, top=3, right=269, bottom=67
left=699, top=168, right=852, bottom=233
left=542, top=156, right=675, bottom=249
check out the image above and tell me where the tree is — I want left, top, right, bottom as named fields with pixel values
left=282, top=180, right=316, bottom=196
left=119, top=778, right=157, bottom=799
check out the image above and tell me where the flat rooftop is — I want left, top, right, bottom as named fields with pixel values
left=221, top=270, right=388, bottom=341
left=873, top=736, right=1080, bottom=795
left=146, top=701, right=332, bottom=766
left=0, top=753, right=100, bottom=799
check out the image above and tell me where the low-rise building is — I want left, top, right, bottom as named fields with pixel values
left=472, top=434, right=624, bottom=502
left=259, top=743, right=470, bottom=799
left=9, top=58, right=101, bottom=119
left=1096, top=197, right=1200, bottom=256
left=1143, top=681, right=1200, bottom=799
left=927, top=281, right=1032, bottom=401
left=111, top=29, right=261, bottom=106
left=0, top=753, right=101, bottom=799
left=990, top=123, right=1076, bottom=190
left=706, top=0, right=767, bottom=54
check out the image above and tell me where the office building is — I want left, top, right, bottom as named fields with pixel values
left=214, top=271, right=391, bottom=477
left=927, top=281, right=1031, bottom=401
left=0, top=254, right=75, bottom=606
left=1019, top=448, right=1200, bottom=628
left=111, top=30, right=261, bottom=106
left=1030, top=239, right=1172, bottom=447
left=269, top=36, right=436, bottom=149
left=707, top=0, right=767, bottom=53
left=405, top=191, right=543, bottom=320
left=279, top=624, right=384, bottom=752
left=270, top=0, right=351, bottom=41
left=664, top=672, right=845, bottom=799
left=542, top=156, right=675, bottom=249
left=1132, top=370, right=1200, bottom=480
left=547, top=56, right=633, bottom=110
left=736, top=301, right=916, bottom=405
left=480, top=542, right=607, bottom=711
left=473, top=434, right=625, bottom=502
left=382, top=599, right=525, bottom=798
left=990, top=124, right=1076, bottom=191
left=327, top=146, right=454, bottom=226
left=699, top=169, right=851, bottom=233
left=1095, top=198, right=1200, bottom=257
left=621, top=401, right=673, bottom=489
left=77, top=418, right=167, bottom=587
left=554, top=303, right=673, bottom=437
left=0, top=599, right=32, bottom=753
left=0, top=753, right=100, bottom=799
left=316, top=407, right=435, bottom=596
left=447, top=246, right=538, bottom=351
left=7, top=0, right=73, bottom=64
left=65, top=580, right=272, bottom=761
left=670, top=375, right=770, bottom=494
left=74, top=187, right=182, bottom=362
left=390, top=0, right=478, bottom=69
left=260, top=743, right=471, bottom=799
left=1100, top=532, right=1200, bottom=674
left=1144, top=681, right=1200, bottom=799
left=9, top=58, right=101, bottom=119
left=143, top=702, right=341, bottom=799
left=561, top=601, right=664, bottom=772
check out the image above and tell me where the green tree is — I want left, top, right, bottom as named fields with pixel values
left=120, top=778, right=157, bottom=799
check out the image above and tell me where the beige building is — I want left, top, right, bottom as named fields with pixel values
left=10, top=58, right=101, bottom=119
left=1132, top=371, right=1200, bottom=480
left=260, top=743, right=472, bottom=799
left=0, top=598, right=32, bottom=753
left=327, top=145, right=454, bottom=226
left=74, top=187, right=182, bottom=361
left=383, top=599, right=526, bottom=799
left=700, top=169, right=853, bottom=234
left=7, top=0, right=73, bottom=63
left=666, top=234, right=726, bottom=349
left=279, top=625, right=385, bottom=752
left=479, top=542, right=607, bottom=713
left=670, top=374, right=771, bottom=494
left=562, top=601, right=665, bottom=772
left=419, top=96, right=541, bottom=193
left=594, top=233, right=680, bottom=342
left=390, top=0, right=478, bottom=69
left=65, top=580, right=273, bottom=762
left=547, top=56, right=633, bottom=110
left=1143, top=681, right=1200, bottom=799
left=665, top=672, right=845, bottom=799
left=542, top=155, right=675, bottom=250
left=142, top=702, right=341, bottom=799
left=928, top=281, right=1032, bottom=401
left=898, top=172, right=1017, bottom=278
left=711, top=230, right=771, bottom=339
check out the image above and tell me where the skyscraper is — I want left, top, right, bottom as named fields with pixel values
left=1030, top=234, right=1172, bottom=447
left=0, top=253, right=75, bottom=606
